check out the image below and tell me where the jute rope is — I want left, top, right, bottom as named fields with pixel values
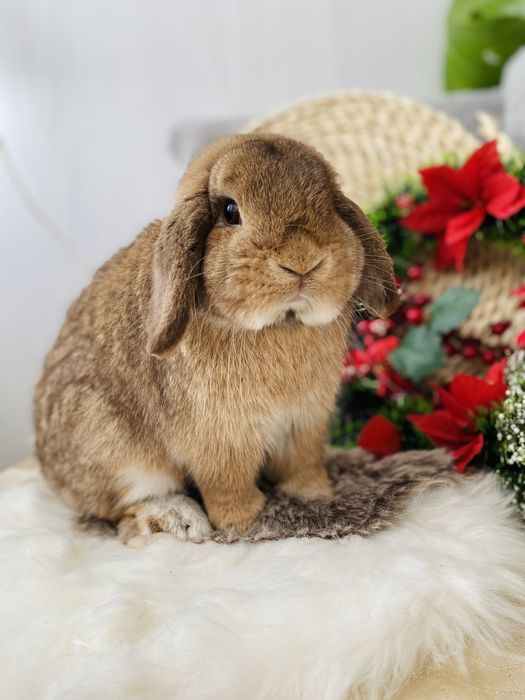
left=249, top=92, right=525, bottom=373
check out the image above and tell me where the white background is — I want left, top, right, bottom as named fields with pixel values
left=0, top=0, right=450, bottom=466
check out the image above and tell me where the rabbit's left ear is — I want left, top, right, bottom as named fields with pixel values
left=334, top=190, right=398, bottom=318
left=146, top=194, right=211, bottom=358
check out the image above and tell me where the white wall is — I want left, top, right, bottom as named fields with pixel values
left=0, top=0, right=450, bottom=466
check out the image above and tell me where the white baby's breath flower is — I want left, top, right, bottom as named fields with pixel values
left=495, top=351, right=525, bottom=516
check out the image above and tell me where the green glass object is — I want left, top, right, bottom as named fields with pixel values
left=445, top=0, right=525, bottom=90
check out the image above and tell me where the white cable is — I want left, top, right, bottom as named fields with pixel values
left=0, top=137, right=91, bottom=276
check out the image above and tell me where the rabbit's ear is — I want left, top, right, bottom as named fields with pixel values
left=146, top=194, right=211, bottom=358
left=146, top=134, right=251, bottom=358
left=334, top=190, right=398, bottom=318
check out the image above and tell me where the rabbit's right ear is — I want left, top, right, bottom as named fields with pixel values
left=146, top=194, right=211, bottom=358
left=146, top=133, right=250, bottom=358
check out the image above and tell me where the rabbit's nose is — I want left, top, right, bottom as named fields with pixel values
left=278, top=264, right=302, bottom=278
left=278, top=257, right=325, bottom=281
left=277, top=257, right=324, bottom=288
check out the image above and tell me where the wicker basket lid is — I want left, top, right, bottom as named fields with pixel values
left=248, top=91, right=525, bottom=364
left=248, top=92, right=479, bottom=209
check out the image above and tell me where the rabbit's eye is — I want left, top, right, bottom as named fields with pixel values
left=223, top=199, right=241, bottom=226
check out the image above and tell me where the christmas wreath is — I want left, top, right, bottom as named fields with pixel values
left=331, top=140, right=525, bottom=515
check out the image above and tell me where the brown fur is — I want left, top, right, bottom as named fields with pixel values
left=34, top=134, right=397, bottom=540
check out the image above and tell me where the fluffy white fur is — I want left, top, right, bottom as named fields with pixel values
left=234, top=291, right=341, bottom=330
left=1, top=464, right=525, bottom=700
left=119, top=464, right=182, bottom=505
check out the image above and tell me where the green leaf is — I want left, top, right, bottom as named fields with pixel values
left=389, top=327, right=445, bottom=382
left=430, top=286, right=480, bottom=334
left=445, top=0, right=525, bottom=91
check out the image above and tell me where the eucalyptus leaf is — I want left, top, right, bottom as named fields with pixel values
left=430, top=286, right=480, bottom=334
left=389, top=327, right=445, bottom=383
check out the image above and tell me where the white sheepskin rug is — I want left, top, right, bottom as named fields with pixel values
left=2, top=462, right=525, bottom=700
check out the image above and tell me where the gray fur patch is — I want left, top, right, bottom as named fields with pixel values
left=213, top=448, right=457, bottom=543
left=78, top=447, right=457, bottom=544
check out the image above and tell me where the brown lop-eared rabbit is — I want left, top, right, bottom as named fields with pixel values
left=34, top=134, right=397, bottom=544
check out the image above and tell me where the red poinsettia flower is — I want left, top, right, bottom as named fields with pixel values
left=408, top=361, right=507, bottom=472
left=362, top=335, right=399, bottom=366
left=358, top=415, right=402, bottom=457
left=343, top=336, right=411, bottom=397
left=401, top=141, right=525, bottom=270
left=375, top=366, right=413, bottom=398
left=344, top=336, right=398, bottom=378
left=485, top=358, right=507, bottom=387
left=517, top=330, right=525, bottom=347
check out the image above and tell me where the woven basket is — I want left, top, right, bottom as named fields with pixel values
left=248, top=92, right=479, bottom=208
left=249, top=92, right=525, bottom=373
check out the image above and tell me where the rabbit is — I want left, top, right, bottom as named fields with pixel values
left=34, top=133, right=397, bottom=544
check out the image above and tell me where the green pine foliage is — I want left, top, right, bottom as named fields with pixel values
left=330, top=385, right=434, bottom=451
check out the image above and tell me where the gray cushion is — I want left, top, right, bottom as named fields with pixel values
left=171, top=116, right=248, bottom=167
left=428, top=88, right=502, bottom=136
left=170, top=63, right=525, bottom=168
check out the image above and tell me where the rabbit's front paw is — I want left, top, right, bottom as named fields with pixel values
left=278, top=470, right=333, bottom=502
left=118, top=494, right=212, bottom=546
left=206, top=489, right=266, bottom=534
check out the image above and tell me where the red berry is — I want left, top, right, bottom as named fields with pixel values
left=363, top=334, right=375, bottom=348
left=342, top=366, right=357, bottom=381
left=481, top=349, right=497, bottom=364
left=369, top=319, right=387, bottom=336
left=390, top=309, right=406, bottom=326
left=393, top=275, right=404, bottom=294
left=519, top=300, right=525, bottom=309
left=491, top=321, right=511, bottom=335
left=444, top=342, right=458, bottom=357
left=405, top=307, right=423, bottom=325
left=395, top=193, right=414, bottom=212
left=461, top=342, right=478, bottom=359
left=407, top=264, right=423, bottom=281
left=343, top=350, right=353, bottom=365
left=412, top=293, right=432, bottom=307
left=356, top=320, right=370, bottom=334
